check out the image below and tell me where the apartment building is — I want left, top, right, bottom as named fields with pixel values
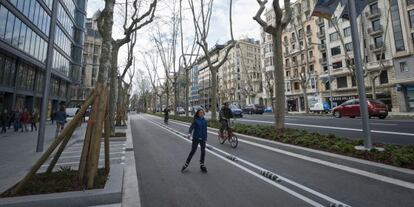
left=72, top=13, right=102, bottom=105
left=0, top=0, right=86, bottom=113
left=218, top=38, right=263, bottom=107
left=261, top=0, right=322, bottom=111
left=392, top=0, right=414, bottom=112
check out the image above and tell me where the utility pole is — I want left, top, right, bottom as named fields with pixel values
left=37, top=0, right=58, bottom=152
left=348, top=0, right=372, bottom=150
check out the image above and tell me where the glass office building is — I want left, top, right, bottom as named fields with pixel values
left=0, top=0, right=86, bottom=113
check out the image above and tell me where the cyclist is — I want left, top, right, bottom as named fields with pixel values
left=163, top=107, right=170, bottom=124
left=182, top=109, right=208, bottom=173
left=219, top=102, right=233, bottom=138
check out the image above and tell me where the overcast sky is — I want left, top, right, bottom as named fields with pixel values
left=85, top=0, right=273, bottom=93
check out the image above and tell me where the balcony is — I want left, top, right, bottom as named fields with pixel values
left=283, top=40, right=289, bottom=46
left=285, top=63, right=291, bottom=69
left=365, top=8, right=381, bottom=20
left=290, top=38, right=297, bottom=44
left=317, top=31, right=326, bottom=39
left=306, top=30, right=312, bottom=37
left=370, top=44, right=385, bottom=53
left=367, top=25, right=383, bottom=36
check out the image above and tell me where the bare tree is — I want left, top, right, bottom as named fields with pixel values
left=188, top=0, right=235, bottom=121
left=254, top=0, right=293, bottom=130
left=179, top=0, right=200, bottom=117
left=108, top=0, right=157, bottom=135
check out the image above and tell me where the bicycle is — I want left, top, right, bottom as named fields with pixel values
left=218, top=119, right=238, bottom=148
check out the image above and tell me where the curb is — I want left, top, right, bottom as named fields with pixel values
left=121, top=114, right=141, bottom=207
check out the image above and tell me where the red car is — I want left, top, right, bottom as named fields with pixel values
left=332, top=99, right=388, bottom=119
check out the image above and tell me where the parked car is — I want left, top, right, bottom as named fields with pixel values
left=229, top=104, right=243, bottom=118
left=176, top=107, right=185, bottom=115
left=332, top=99, right=388, bottom=119
left=242, top=104, right=265, bottom=114
left=66, top=108, right=79, bottom=117
left=264, top=107, right=273, bottom=113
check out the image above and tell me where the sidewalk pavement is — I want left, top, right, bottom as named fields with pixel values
left=0, top=120, right=87, bottom=193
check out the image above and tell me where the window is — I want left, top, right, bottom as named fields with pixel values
left=345, top=43, right=353, bottom=52
left=374, top=36, right=384, bottom=48
left=5, top=11, right=15, bottom=43
left=409, top=10, right=414, bottom=28
left=332, top=61, right=343, bottom=69
left=343, top=27, right=351, bottom=37
left=12, top=18, right=21, bottom=47
left=379, top=71, right=388, bottom=84
left=310, top=65, right=314, bottom=73
left=372, top=19, right=381, bottom=31
left=391, top=0, right=405, bottom=51
left=337, top=76, right=348, bottom=88
left=331, top=46, right=341, bottom=56
left=329, top=32, right=339, bottom=41
left=294, top=82, right=300, bottom=90
left=376, top=53, right=385, bottom=61
left=0, top=5, right=7, bottom=39
left=400, top=62, right=408, bottom=72
left=309, top=50, right=313, bottom=58
left=351, top=76, right=356, bottom=87
left=408, top=0, right=414, bottom=6
left=325, top=81, right=330, bottom=90
left=370, top=2, right=379, bottom=14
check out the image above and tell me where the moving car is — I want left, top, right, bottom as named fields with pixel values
left=242, top=104, right=265, bottom=114
left=229, top=104, right=243, bottom=118
left=332, top=99, right=388, bottom=119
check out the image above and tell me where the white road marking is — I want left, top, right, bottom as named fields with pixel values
left=238, top=119, right=414, bottom=137
left=147, top=119, right=349, bottom=207
left=41, top=157, right=124, bottom=167
left=370, top=123, right=397, bottom=126
left=146, top=115, right=414, bottom=190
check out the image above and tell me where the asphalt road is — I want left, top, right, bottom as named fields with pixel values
left=201, top=112, right=414, bottom=145
left=131, top=114, right=414, bottom=207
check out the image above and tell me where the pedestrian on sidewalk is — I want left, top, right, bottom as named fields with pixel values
left=13, top=109, right=21, bottom=132
left=181, top=109, right=208, bottom=173
left=7, top=110, right=14, bottom=129
left=54, top=105, right=67, bottom=138
left=0, top=109, right=9, bottom=133
left=30, top=109, right=39, bottom=131
left=51, top=110, right=56, bottom=125
left=20, top=108, right=30, bottom=132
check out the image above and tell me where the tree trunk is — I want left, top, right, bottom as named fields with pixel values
left=103, top=87, right=110, bottom=174
left=116, top=77, right=123, bottom=126
left=109, top=45, right=119, bottom=135
left=272, top=27, right=285, bottom=130
left=210, top=68, right=218, bottom=121
left=302, top=84, right=309, bottom=113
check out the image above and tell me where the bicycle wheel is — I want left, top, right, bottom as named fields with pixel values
left=218, top=131, right=226, bottom=144
left=229, top=133, right=238, bottom=148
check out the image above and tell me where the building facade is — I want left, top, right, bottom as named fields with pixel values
left=218, top=38, right=263, bottom=107
left=0, top=0, right=86, bottom=113
left=261, top=0, right=323, bottom=111
left=392, top=0, right=414, bottom=112
left=72, top=13, right=101, bottom=105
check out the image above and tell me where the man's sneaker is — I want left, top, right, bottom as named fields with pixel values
left=200, top=165, right=207, bottom=173
left=181, top=163, right=189, bottom=172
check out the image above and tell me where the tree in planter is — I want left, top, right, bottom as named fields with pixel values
left=11, top=0, right=121, bottom=193
left=108, top=0, right=157, bottom=136
left=254, top=0, right=292, bottom=130
left=188, top=0, right=235, bottom=121
left=116, top=31, right=138, bottom=126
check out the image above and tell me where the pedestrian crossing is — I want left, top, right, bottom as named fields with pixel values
left=39, top=140, right=126, bottom=172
